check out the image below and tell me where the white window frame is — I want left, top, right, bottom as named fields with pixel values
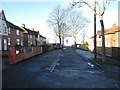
left=21, top=40, right=23, bottom=46
left=16, top=39, right=20, bottom=45
left=16, top=30, right=20, bottom=35
left=4, top=27, right=7, bottom=34
left=8, top=38, right=11, bottom=45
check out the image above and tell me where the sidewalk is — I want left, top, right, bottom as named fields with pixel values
left=2, top=56, right=10, bottom=70
left=75, top=49, right=120, bottom=73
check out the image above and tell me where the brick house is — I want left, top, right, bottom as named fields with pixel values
left=36, top=34, right=46, bottom=46
left=96, top=24, right=120, bottom=47
left=20, top=24, right=39, bottom=47
left=6, top=21, right=24, bottom=47
left=0, top=10, right=8, bottom=51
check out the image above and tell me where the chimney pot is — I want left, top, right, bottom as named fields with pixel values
left=22, top=24, right=25, bottom=28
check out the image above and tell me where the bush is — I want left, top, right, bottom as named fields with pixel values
left=82, top=42, right=89, bottom=46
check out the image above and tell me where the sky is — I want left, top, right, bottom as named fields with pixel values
left=1, top=0, right=119, bottom=43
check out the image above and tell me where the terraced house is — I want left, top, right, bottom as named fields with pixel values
left=20, top=24, right=39, bottom=47
left=0, top=9, right=47, bottom=54
left=6, top=21, right=24, bottom=47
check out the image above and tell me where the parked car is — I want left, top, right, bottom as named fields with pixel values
left=55, top=44, right=63, bottom=49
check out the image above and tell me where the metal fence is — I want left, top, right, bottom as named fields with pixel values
left=112, top=47, right=120, bottom=60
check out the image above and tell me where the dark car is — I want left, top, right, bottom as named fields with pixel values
left=55, top=44, right=63, bottom=49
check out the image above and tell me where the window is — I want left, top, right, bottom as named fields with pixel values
left=21, top=40, right=23, bottom=46
left=0, top=25, right=1, bottom=33
left=21, top=32, right=23, bottom=36
left=8, top=27, right=10, bottom=34
left=16, top=39, right=20, bottom=45
left=30, top=35, right=32, bottom=38
left=4, top=27, right=7, bottom=34
left=8, top=38, right=11, bottom=45
left=16, top=30, right=20, bottom=35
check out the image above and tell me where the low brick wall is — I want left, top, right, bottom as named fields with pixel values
left=17, top=47, right=43, bottom=62
left=3, top=45, right=55, bottom=65
left=2, top=51, right=9, bottom=56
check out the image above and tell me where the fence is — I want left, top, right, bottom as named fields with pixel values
left=96, top=47, right=120, bottom=60
left=112, top=47, right=120, bottom=60
left=77, top=45, right=120, bottom=60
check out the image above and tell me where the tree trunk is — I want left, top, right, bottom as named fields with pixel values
left=59, top=36, right=62, bottom=45
left=94, top=0, right=97, bottom=59
left=74, top=41, right=77, bottom=48
left=100, top=19, right=106, bottom=62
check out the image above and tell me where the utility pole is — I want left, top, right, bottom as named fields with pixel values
left=94, top=0, right=97, bottom=59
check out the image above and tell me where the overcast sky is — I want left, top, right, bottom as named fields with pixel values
left=1, top=0, right=119, bottom=43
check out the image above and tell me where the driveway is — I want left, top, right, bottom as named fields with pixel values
left=2, top=47, right=119, bottom=88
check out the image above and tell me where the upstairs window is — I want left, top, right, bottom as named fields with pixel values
left=4, top=27, right=7, bottom=34
left=16, top=30, right=20, bottom=35
left=30, top=35, right=32, bottom=38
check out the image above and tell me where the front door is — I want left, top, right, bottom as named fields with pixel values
left=4, top=39, right=7, bottom=50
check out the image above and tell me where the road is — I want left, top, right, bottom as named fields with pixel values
left=2, top=47, right=119, bottom=88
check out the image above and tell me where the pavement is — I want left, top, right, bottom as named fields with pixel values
left=75, top=49, right=120, bottom=72
left=2, top=47, right=120, bottom=88
left=2, top=56, right=10, bottom=71
left=75, top=48, right=120, bottom=88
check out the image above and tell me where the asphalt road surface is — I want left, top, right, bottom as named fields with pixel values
left=2, top=47, right=119, bottom=88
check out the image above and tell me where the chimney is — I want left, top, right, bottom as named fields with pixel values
left=113, top=23, right=116, bottom=28
left=32, top=28, right=34, bottom=31
left=21, top=24, right=25, bottom=28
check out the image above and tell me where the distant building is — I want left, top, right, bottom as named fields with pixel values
left=64, top=37, right=74, bottom=46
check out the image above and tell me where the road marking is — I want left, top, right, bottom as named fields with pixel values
left=49, top=52, right=61, bottom=72
left=114, top=83, right=119, bottom=88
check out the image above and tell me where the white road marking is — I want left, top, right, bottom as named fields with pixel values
left=49, top=52, right=61, bottom=72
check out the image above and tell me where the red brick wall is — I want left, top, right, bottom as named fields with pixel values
left=24, top=34, right=28, bottom=46
left=8, top=28, right=24, bottom=47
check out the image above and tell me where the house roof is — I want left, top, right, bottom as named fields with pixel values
left=40, top=35, right=46, bottom=39
left=0, top=10, right=9, bottom=28
left=97, top=24, right=120, bottom=36
left=6, top=21, right=24, bottom=31
left=0, top=10, right=2, bottom=13
left=20, top=26, right=39, bottom=36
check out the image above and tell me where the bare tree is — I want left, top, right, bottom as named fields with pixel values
left=67, top=10, right=89, bottom=46
left=80, top=29, right=87, bottom=44
left=71, top=0, right=111, bottom=61
left=47, top=5, right=68, bottom=45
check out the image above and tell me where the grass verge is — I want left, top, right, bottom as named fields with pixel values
left=92, top=58, right=120, bottom=66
